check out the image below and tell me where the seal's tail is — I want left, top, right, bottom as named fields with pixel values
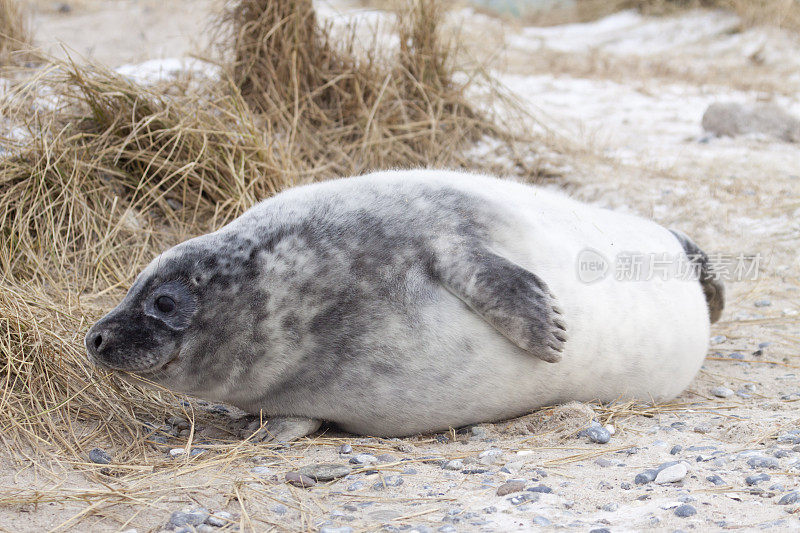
left=669, top=229, right=725, bottom=324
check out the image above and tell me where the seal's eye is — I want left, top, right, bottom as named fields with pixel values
left=155, top=295, right=176, bottom=314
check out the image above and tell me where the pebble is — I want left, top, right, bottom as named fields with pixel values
left=746, top=473, right=770, bottom=486
left=670, top=445, right=682, bottom=455
left=635, top=470, right=657, bottom=484
left=601, top=503, right=619, bottom=512
left=508, top=492, right=539, bottom=505
left=587, top=426, right=612, bottom=444
left=532, top=516, right=551, bottom=526
left=169, top=508, right=210, bottom=528
left=373, top=476, right=404, bottom=489
left=595, top=458, right=614, bottom=467
left=349, top=454, right=378, bottom=465
left=710, top=386, right=734, bottom=398
left=655, top=463, right=688, bottom=484
left=297, top=463, right=351, bottom=482
left=285, top=471, right=316, bottom=488
left=319, top=527, right=353, bottom=533
left=706, top=475, right=726, bottom=486
left=347, top=481, right=364, bottom=491
left=674, top=504, right=697, bottom=517
left=710, top=335, right=727, bottom=345
left=88, top=448, right=112, bottom=465
left=747, top=456, right=780, bottom=469
left=527, top=485, right=552, bottom=493
left=497, top=481, right=525, bottom=496
left=250, top=466, right=273, bottom=476
left=376, top=454, right=396, bottom=463
left=169, top=448, right=186, bottom=458
left=590, top=529, right=611, bottom=533
left=778, top=492, right=800, bottom=505
left=443, top=460, right=463, bottom=470
left=205, top=511, right=233, bottom=527
left=471, top=426, right=488, bottom=438
left=754, top=299, right=772, bottom=307
left=338, top=444, right=352, bottom=454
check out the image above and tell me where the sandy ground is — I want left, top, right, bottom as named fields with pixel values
left=3, top=1, right=800, bottom=532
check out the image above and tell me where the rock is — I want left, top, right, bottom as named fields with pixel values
left=778, top=492, right=800, bottom=505
left=169, top=448, right=186, bottom=458
left=693, top=424, right=712, bottom=434
left=774, top=449, right=791, bottom=459
left=297, top=463, right=351, bottom=482
left=88, top=448, right=112, bottom=465
left=670, top=445, right=682, bottom=455
left=710, top=335, right=726, bottom=345
left=710, top=386, right=734, bottom=398
left=706, top=475, right=726, bottom=486
left=376, top=454, right=396, bottom=463
left=655, top=463, right=688, bottom=484
left=527, top=485, right=552, bottom=493
left=674, top=504, right=697, bottom=518
left=461, top=468, right=488, bottom=474
left=319, top=527, right=353, bottom=533
left=754, top=299, right=772, bottom=307
left=746, top=473, right=771, bottom=486
left=532, top=516, right=551, bottom=526
left=478, top=448, right=503, bottom=465
left=373, top=476, right=404, bottom=489
left=349, top=454, right=378, bottom=465
left=635, top=470, right=658, bottom=485
left=601, top=503, right=619, bottom=512
left=169, top=508, right=210, bottom=528
left=250, top=466, right=274, bottom=476
left=508, top=492, right=539, bottom=505
left=702, top=102, right=800, bottom=142
left=747, top=456, right=780, bottom=469
left=595, top=458, right=614, bottom=467
left=285, top=471, right=316, bottom=488
left=338, top=444, right=353, bottom=454
left=496, top=481, right=525, bottom=496
left=587, top=426, right=611, bottom=444
left=205, top=511, right=233, bottom=527
left=443, top=459, right=463, bottom=470
left=470, top=426, right=488, bottom=438
left=347, top=481, right=364, bottom=491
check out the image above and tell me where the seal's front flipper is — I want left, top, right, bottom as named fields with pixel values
left=434, top=245, right=567, bottom=363
left=246, top=416, right=322, bottom=443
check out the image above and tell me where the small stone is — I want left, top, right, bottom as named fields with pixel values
left=674, top=504, right=697, bottom=517
left=250, top=466, right=273, bottom=476
left=655, top=463, right=688, bottom=484
left=729, top=352, right=745, bottom=360
left=754, top=299, right=772, bottom=307
left=587, top=426, right=611, bottom=444
left=670, top=445, right=682, bottom=455
left=595, top=458, right=614, bottom=467
left=169, top=448, right=186, bottom=458
left=338, top=444, right=352, bottom=454
left=319, top=527, right=353, bottom=533
left=508, top=492, right=539, bottom=505
left=169, top=508, right=210, bottom=528
left=285, top=471, right=316, bottom=488
left=694, top=424, right=712, bottom=434
left=349, top=454, right=377, bottom=465
left=620, top=482, right=632, bottom=490
left=470, top=426, right=488, bottom=438
left=347, top=481, right=364, bottom=491
left=710, top=335, right=727, bottom=345
left=88, top=448, right=112, bottom=465
left=746, top=473, right=770, bottom=485
left=706, top=475, right=726, bottom=486
left=443, top=459, right=463, bottom=470
left=205, top=511, right=233, bottom=527
left=590, top=529, right=611, bottom=533
left=601, top=503, right=619, bottom=512
left=774, top=449, right=791, bottom=459
left=496, top=481, right=525, bottom=496
left=747, top=456, right=780, bottom=469
left=635, top=469, right=657, bottom=484
left=461, top=468, right=488, bottom=474
left=778, top=492, right=800, bottom=505
left=376, top=454, right=396, bottom=463
left=527, top=484, right=552, bottom=493
left=297, top=463, right=351, bottom=482
left=372, top=475, right=404, bottom=489
left=711, top=386, right=734, bottom=398
left=532, top=516, right=551, bottom=526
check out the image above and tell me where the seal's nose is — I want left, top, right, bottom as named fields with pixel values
left=85, top=326, right=108, bottom=361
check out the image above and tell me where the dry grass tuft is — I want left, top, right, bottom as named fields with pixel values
left=215, top=0, right=516, bottom=174
left=0, top=0, right=30, bottom=64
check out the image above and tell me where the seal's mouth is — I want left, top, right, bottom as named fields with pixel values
left=132, top=352, right=180, bottom=377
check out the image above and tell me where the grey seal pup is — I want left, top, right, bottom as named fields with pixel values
left=85, top=170, right=723, bottom=440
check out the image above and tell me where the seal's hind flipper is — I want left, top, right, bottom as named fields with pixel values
left=670, top=229, right=725, bottom=323
left=434, top=246, right=566, bottom=363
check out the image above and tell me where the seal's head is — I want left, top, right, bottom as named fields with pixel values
left=84, top=231, right=264, bottom=396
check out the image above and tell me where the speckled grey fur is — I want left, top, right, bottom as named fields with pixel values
left=86, top=170, right=718, bottom=438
